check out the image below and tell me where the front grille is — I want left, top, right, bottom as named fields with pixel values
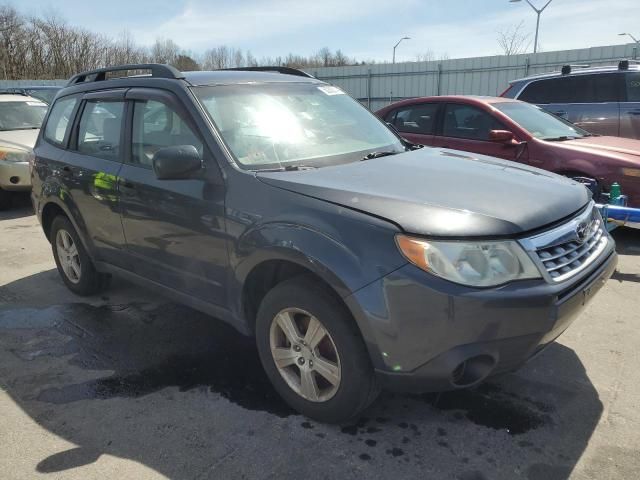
left=535, top=218, right=606, bottom=281
left=519, top=202, right=611, bottom=284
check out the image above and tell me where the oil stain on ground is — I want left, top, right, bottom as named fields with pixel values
left=28, top=303, right=292, bottom=417
left=415, top=383, right=554, bottom=435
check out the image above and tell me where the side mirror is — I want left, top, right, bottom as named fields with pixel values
left=489, top=129, right=515, bottom=143
left=152, top=145, right=202, bottom=180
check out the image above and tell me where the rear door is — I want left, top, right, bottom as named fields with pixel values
left=620, top=71, right=640, bottom=139
left=518, top=74, right=621, bottom=136
left=383, top=102, right=440, bottom=145
left=117, top=88, right=228, bottom=306
left=63, top=90, right=127, bottom=264
left=431, top=103, right=519, bottom=161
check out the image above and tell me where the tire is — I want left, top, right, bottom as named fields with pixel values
left=0, top=188, right=12, bottom=211
left=256, top=275, right=379, bottom=423
left=50, top=215, right=109, bottom=296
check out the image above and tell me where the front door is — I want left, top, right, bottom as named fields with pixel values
left=431, top=103, right=519, bottom=161
left=117, top=89, right=228, bottom=306
left=620, top=71, right=640, bottom=140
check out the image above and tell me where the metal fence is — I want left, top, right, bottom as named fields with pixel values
left=0, top=79, right=65, bottom=88
left=2, top=42, right=638, bottom=112
left=311, top=43, right=639, bottom=112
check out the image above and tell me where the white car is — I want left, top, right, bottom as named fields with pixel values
left=0, top=94, right=48, bottom=209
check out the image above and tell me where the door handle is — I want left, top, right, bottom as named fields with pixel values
left=628, top=110, right=640, bottom=116
left=553, top=110, right=568, bottom=117
left=61, top=166, right=73, bottom=176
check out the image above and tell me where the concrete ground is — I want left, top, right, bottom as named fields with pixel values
left=1, top=195, right=639, bottom=480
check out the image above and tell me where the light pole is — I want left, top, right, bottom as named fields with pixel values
left=392, top=37, right=410, bottom=64
left=620, top=33, right=640, bottom=59
left=510, top=0, right=554, bottom=54
left=619, top=32, right=639, bottom=44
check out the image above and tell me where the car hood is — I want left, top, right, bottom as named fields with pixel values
left=0, top=129, right=39, bottom=151
left=558, top=136, right=640, bottom=160
left=256, top=148, right=589, bottom=237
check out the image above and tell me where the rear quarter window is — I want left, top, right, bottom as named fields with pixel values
left=44, top=96, right=78, bottom=146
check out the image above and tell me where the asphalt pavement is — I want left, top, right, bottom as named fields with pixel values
left=1, top=195, right=639, bottom=480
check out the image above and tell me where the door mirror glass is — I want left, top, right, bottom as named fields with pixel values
left=489, top=129, right=515, bottom=143
left=152, top=145, right=202, bottom=180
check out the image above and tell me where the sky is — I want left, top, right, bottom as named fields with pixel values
left=14, top=0, right=640, bottom=62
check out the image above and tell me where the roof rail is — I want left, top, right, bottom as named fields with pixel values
left=560, top=64, right=591, bottom=75
left=221, top=66, right=315, bottom=78
left=67, top=64, right=185, bottom=86
left=619, top=59, right=640, bottom=70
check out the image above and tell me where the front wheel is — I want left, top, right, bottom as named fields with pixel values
left=256, top=275, right=379, bottom=423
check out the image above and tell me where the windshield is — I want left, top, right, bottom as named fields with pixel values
left=0, top=100, right=47, bottom=131
left=193, top=83, right=403, bottom=170
left=26, top=89, right=58, bottom=104
left=492, top=101, right=590, bottom=141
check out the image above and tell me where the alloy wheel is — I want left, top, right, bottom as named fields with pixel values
left=56, top=229, right=81, bottom=284
left=269, top=308, right=342, bottom=402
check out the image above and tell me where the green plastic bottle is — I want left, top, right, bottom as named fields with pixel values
left=610, top=182, right=621, bottom=204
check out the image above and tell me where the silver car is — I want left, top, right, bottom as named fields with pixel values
left=502, top=60, right=640, bottom=140
left=0, top=94, right=48, bottom=209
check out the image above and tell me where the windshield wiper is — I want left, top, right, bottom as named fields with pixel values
left=361, top=151, right=399, bottom=161
left=544, top=136, right=577, bottom=142
left=254, top=164, right=317, bottom=172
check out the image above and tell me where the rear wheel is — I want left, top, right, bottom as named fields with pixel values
left=50, top=216, right=109, bottom=296
left=256, top=275, right=379, bottom=423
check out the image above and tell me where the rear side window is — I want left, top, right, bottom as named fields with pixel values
left=442, top=104, right=503, bottom=141
left=131, top=100, right=202, bottom=167
left=77, top=100, right=125, bottom=161
left=44, top=96, right=78, bottom=146
left=519, top=74, right=620, bottom=103
left=387, top=103, right=439, bottom=135
left=626, top=72, right=640, bottom=101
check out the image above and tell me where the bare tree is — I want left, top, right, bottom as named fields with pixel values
left=0, top=6, right=370, bottom=80
left=497, top=21, right=531, bottom=56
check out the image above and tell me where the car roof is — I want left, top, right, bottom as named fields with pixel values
left=0, top=94, right=43, bottom=103
left=377, top=95, right=518, bottom=112
left=183, top=70, right=321, bottom=86
left=509, top=64, right=640, bottom=84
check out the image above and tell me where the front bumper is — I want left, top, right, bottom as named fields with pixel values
left=0, top=161, right=31, bottom=191
left=348, top=245, right=617, bottom=393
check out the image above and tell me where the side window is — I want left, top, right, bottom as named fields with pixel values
left=626, top=72, right=640, bottom=102
left=389, top=103, right=439, bottom=135
left=520, top=74, right=620, bottom=104
left=442, top=104, right=503, bottom=141
left=131, top=100, right=203, bottom=167
left=77, top=100, right=125, bottom=161
left=44, top=96, right=78, bottom=146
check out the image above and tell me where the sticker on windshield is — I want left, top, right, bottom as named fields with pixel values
left=27, top=101, right=47, bottom=107
left=318, top=86, right=344, bottom=96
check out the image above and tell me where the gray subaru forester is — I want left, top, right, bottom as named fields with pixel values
left=31, top=64, right=617, bottom=423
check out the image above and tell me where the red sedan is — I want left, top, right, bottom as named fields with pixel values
left=376, top=96, right=640, bottom=207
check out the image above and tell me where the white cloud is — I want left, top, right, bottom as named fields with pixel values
left=137, top=0, right=419, bottom=50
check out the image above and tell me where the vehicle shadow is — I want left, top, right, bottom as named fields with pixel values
left=0, top=192, right=33, bottom=220
left=0, top=270, right=604, bottom=480
left=611, top=226, right=640, bottom=257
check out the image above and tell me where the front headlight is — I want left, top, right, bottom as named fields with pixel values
left=0, top=146, right=33, bottom=163
left=396, top=235, right=541, bottom=287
